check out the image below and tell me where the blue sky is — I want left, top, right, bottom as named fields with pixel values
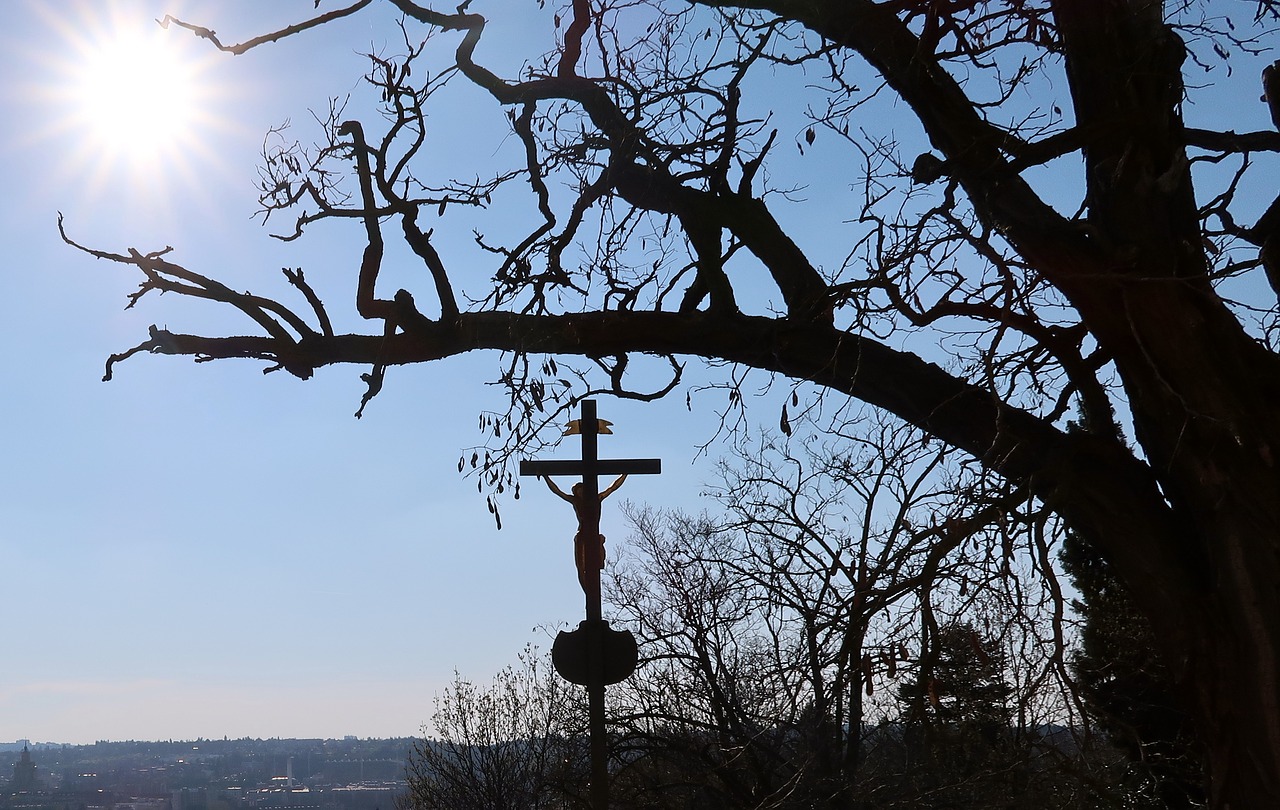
left=2, top=0, right=1276, bottom=746
left=0, top=0, right=724, bottom=744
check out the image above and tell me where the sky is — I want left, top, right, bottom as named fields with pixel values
left=0, top=0, right=730, bottom=744
left=1, top=0, right=1276, bottom=746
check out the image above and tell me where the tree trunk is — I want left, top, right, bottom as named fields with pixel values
left=1176, top=500, right=1280, bottom=808
left=1046, top=4, right=1280, bottom=803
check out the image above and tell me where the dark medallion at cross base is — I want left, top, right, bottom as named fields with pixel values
left=520, top=399, right=661, bottom=810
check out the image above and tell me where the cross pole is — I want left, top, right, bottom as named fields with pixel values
left=519, top=399, right=661, bottom=810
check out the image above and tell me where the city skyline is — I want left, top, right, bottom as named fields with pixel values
left=1, top=735, right=411, bottom=810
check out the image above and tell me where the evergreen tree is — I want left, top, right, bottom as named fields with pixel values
left=1060, top=532, right=1206, bottom=808
left=898, top=622, right=1013, bottom=734
left=888, top=622, right=1019, bottom=807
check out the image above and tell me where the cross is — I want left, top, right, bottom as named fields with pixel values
left=519, top=399, right=661, bottom=810
left=519, top=399, right=661, bottom=620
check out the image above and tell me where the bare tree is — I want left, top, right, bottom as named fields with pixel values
left=401, top=647, right=584, bottom=810
left=63, top=2, right=1280, bottom=803
left=603, top=418, right=1088, bottom=808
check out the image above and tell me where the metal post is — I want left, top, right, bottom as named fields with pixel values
left=580, top=401, right=609, bottom=810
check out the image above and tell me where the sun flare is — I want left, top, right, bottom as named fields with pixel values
left=74, top=28, right=198, bottom=157
left=33, top=4, right=234, bottom=207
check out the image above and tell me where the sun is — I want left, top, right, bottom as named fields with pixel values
left=31, top=3, right=235, bottom=207
left=73, top=26, right=198, bottom=159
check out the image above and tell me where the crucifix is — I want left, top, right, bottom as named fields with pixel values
left=520, top=399, right=661, bottom=810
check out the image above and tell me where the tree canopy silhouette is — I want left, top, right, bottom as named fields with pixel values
left=63, top=2, right=1280, bottom=805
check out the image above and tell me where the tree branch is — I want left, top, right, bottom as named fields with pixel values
left=158, top=2, right=374, bottom=55
left=131, top=309, right=1181, bottom=580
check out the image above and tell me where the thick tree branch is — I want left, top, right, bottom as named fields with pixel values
left=697, top=0, right=1077, bottom=261
left=1185, top=127, right=1280, bottom=154
left=132, top=309, right=1187, bottom=595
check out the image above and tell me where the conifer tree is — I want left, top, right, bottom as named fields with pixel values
left=1061, top=532, right=1205, bottom=808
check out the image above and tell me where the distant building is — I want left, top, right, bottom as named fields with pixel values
left=246, top=760, right=318, bottom=810
left=327, top=784, right=400, bottom=810
left=9, top=747, right=38, bottom=793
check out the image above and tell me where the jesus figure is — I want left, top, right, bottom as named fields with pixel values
left=543, top=474, right=628, bottom=602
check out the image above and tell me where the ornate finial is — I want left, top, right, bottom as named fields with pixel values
left=564, top=418, right=613, bottom=436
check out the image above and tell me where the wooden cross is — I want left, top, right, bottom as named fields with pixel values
left=519, top=399, right=660, bottom=810
left=519, top=399, right=661, bottom=620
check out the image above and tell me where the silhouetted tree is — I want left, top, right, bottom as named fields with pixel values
left=884, top=622, right=1014, bottom=807
left=898, top=622, right=1012, bottom=733
left=1060, top=531, right=1206, bottom=808
left=65, top=3, right=1280, bottom=804
left=400, top=648, right=584, bottom=810
left=604, top=422, right=1091, bottom=808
